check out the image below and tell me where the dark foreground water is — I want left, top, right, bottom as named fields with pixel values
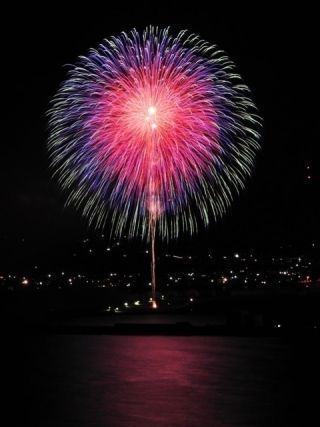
left=3, top=335, right=320, bottom=426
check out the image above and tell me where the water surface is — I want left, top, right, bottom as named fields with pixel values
left=5, top=335, right=320, bottom=426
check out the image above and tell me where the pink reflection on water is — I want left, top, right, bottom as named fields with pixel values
left=100, top=336, right=214, bottom=426
left=26, top=335, right=292, bottom=427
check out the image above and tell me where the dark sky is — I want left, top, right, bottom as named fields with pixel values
left=1, top=4, right=319, bottom=272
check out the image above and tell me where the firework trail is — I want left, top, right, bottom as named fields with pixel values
left=48, top=27, right=261, bottom=307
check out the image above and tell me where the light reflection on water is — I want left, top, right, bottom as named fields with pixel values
left=16, top=335, right=319, bottom=426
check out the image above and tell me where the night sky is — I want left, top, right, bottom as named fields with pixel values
left=1, top=4, right=318, bottom=272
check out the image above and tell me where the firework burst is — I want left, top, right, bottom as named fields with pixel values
left=48, top=27, right=261, bottom=306
left=48, top=26, right=261, bottom=241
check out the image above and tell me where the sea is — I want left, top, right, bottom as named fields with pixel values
left=3, top=331, right=320, bottom=426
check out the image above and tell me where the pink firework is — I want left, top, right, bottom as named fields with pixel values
left=48, top=27, right=261, bottom=306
